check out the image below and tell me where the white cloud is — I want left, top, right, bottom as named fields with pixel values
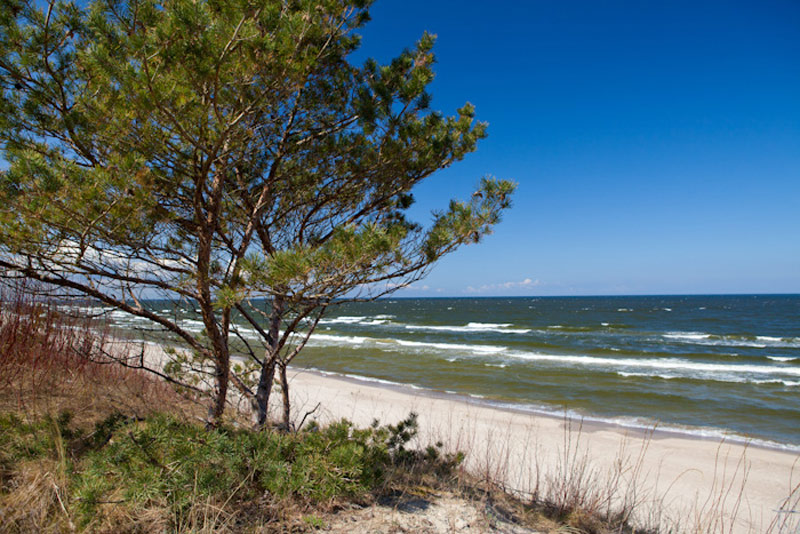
left=406, top=283, right=430, bottom=291
left=465, top=278, right=541, bottom=294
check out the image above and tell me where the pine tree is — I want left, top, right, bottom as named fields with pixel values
left=0, top=0, right=514, bottom=427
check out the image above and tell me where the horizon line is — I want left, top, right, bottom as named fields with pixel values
left=380, top=292, right=800, bottom=299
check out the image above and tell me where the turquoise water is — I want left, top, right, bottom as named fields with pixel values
left=108, top=295, right=800, bottom=449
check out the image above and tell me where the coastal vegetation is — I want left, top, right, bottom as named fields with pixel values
left=0, top=304, right=443, bottom=531
left=0, top=0, right=514, bottom=428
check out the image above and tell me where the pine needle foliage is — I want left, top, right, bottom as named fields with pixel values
left=0, top=0, right=515, bottom=426
left=0, top=409, right=450, bottom=531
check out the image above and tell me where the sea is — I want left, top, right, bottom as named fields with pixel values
left=104, top=295, right=800, bottom=451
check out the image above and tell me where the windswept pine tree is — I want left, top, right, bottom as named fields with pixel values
left=0, top=0, right=514, bottom=427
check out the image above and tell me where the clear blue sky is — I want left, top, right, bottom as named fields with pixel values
left=354, top=0, right=800, bottom=297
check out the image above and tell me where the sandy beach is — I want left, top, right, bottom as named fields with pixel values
left=282, top=367, right=799, bottom=534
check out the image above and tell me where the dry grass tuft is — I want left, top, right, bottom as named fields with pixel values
left=0, top=459, right=72, bottom=533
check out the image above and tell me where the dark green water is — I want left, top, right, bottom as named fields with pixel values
left=104, top=295, right=800, bottom=450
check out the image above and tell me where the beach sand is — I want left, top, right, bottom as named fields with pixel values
left=283, top=367, right=799, bottom=534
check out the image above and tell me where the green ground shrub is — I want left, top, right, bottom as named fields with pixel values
left=1, top=410, right=457, bottom=530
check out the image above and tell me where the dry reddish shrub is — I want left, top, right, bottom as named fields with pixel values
left=0, top=284, right=201, bottom=424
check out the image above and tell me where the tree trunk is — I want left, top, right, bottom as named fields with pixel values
left=279, top=362, right=291, bottom=430
left=253, top=356, right=277, bottom=428
left=201, top=308, right=230, bottom=428
left=208, top=353, right=230, bottom=428
left=253, top=297, right=284, bottom=428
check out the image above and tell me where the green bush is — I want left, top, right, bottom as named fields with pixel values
left=1, top=409, right=461, bottom=530
left=73, top=411, right=440, bottom=526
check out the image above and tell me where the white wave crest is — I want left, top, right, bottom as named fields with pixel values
left=404, top=322, right=530, bottom=334
left=178, top=319, right=206, bottom=333
left=663, top=332, right=710, bottom=341
left=663, top=331, right=800, bottom=349
left=310, top=333, right=368, bottom=345
left=753, top=379, right=800, bottom=387
left=319, top=315, right=393, bottom=326
left=319, top=316, right=370, bottom=324
left=618, top=371, right=680, bottom=380
left=395, top=339, right=507, bottom=353
left=616, top=371, right=800, bottom=387
left=307, top=332, right=507, bottom=354
left=504, top=351, right=800, bottom=377
left=230, top=326, right=262, bottom=339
